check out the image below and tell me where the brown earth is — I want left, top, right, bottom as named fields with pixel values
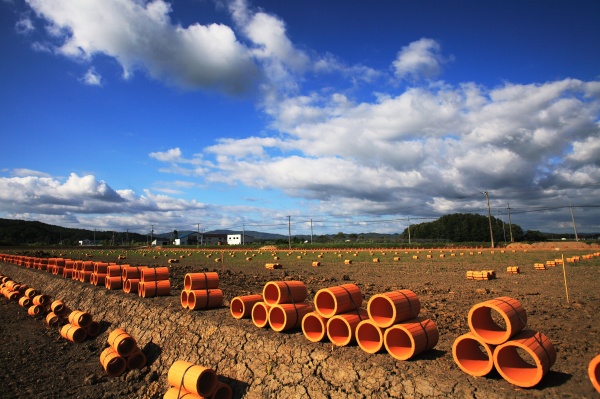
left=1, top=246, right=599, bottom=398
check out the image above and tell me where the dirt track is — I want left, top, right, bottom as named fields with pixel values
left=1, top=245, right=599, bottom=398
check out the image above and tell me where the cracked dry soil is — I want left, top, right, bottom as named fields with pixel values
left=1, top=247, right=599, bottom=398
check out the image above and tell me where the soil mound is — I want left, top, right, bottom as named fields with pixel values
left=506, top=242, right=593, bottom=250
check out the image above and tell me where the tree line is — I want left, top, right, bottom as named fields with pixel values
left=0, top=214, right=557, bottom=247
left=0, top=218, right=147, bottom=246
left=399, top=213, right=544, bottom=243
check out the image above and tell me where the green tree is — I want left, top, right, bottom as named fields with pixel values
left=400, top=213, right=525, bottom=243
left=334, top=232, right=346, bottom=242
left=316, top=235, right=331, bottom=243
left=524, top=230, right=547, bottom=242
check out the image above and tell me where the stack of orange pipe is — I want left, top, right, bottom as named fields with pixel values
left=60, top=309, right=95, bottom=343
left=230, top=294, right=263, bottom=319
left=452, top=296, right=556, bottom=388
left=138, top=267, right=171, bottom=298
left=118, top=265, right=148, bottom=292
left=101, top=328, right=146, bottom=377
left=165, top=360, right=232, bottom=399
left=302, top=283, right=364, bottom=345
left=180, top=272, right=222, bottom=310
left=352, top=289, right=439, bottom=360
left=262, top=280, right=312, bottom=332
left=466, top=270, right=496, bottom=280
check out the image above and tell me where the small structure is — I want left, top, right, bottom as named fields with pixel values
left=79, top=239, right=101, bottom=246
left=227, top=234, right=254, bottom=245
left=153, top=231, right=255, bottom=246
left=202, top=233, right=228, bottom=245
left=152, top=238, right=170, bottom=246
left=174, top=232, right=201, bottom=246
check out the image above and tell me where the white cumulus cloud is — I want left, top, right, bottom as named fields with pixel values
left=81, top=67, right=102, bottom=86
left=9, top=1, right=600, bottom=233
left=142, top=77, right=600, bottom=227
left=25, top=0, right=259, bottom=93
left=0, top=172, right=220, bottom=233
left=393, top=38, right=450, bottom=81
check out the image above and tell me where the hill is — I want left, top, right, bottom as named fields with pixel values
left=0, top=219, right=291, bottom=246
left=200, top=229, right=288, bottom=241
left=1, top=217, right=595, bottom=247
left=152, top=229, right=288, bottom=241
left=0, top=218, right=146, bottom=246
left=400, top=213, right=525, bottom=242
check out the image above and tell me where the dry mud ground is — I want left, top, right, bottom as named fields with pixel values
left=0, top=245, right=599, bottom=398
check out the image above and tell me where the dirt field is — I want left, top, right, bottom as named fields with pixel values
left=1, top=244, right=599, bottom=398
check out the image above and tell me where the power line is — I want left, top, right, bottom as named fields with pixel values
left=504, top=204, right=600, bottom=215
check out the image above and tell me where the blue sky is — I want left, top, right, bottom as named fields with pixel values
left=1, top=0, right=599, bottom=237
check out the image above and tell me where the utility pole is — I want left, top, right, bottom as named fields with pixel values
left=407, top=216, right=411, bottom=244
left=507, top=203, right=514, bottom=242
left=197, top=224, right=200, bottom=248
left=310, top=219, right=313, bottom=244
left=287, top=216, right=291, bottom=250
left=483, top=191, right=495, bottom=248
left=94, top=229, right=96, bottom=246
left=151, top=225, right=154, bottom=247
left=570, top=204, right=579, bottom=241
left=242, top=223, right=245, bottom=245
left=126, top=229, right=129, bottom=247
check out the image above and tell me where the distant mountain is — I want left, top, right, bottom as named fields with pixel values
left=2, top=217, right=594, bottom=247
left=204, top=229, right=289, bottom=240
left=152, top=229, right=289, bottom=241
left=0, top=218, right=147, bottom=246
left=0, top=219, right=293, bottom=246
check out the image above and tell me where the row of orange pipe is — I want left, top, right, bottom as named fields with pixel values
left=228, top=281, right=438, bottom=360
left=0, top=254, right=172, bottom=298
left=1, top=272, right=100, bottom=343
left=4, top=254, right=600, bottom=392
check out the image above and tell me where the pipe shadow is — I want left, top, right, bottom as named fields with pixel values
left=82, top=320, right=112, bottom=342
left=533, top=370, right=572, bottom=389
left=414, top=348, right=445, bottom=360
left=96, top=320, right=112, bottom=336
left=480, top=369, right=571, bottom=388
left=141, top=341, right=162, bottom=368
left=218, top=375, right=250, bottom=399
left=481, top=369, right=504, bottom=381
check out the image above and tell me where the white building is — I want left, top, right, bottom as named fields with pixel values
left=227, top=234, right=254, bottom=245
left=79, top=239, right=101, bottom=246
left=152, top=238, right=170, bottom=246
left=173, top=232, right=228, bottom=246
left=203, top=234, right=228, bottom=245
left=174, top=232, right=201, bottom=246
left=152, top=231, right=254, bottom=246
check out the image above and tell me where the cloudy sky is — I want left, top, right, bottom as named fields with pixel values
left=1, top=0, right=599, bottom=237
